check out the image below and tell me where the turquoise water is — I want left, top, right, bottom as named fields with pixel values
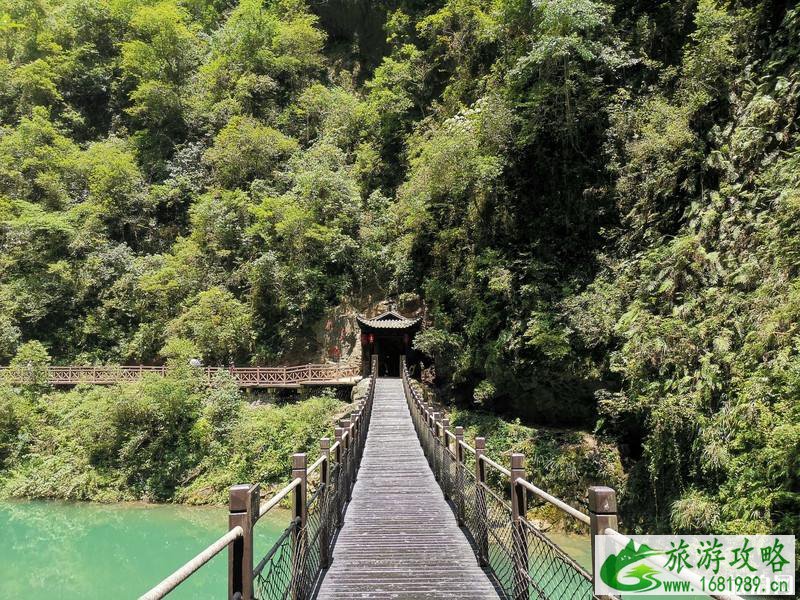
left=1, top=502, right=758, bottom=600
left=548, top=531, right=592, bottom=570
left=0, top=500, right=289, bottom=599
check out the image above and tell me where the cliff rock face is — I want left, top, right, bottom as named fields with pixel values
left=313, top=302, right=361, bottom=366
left=312, top=295, right=425, bottom=365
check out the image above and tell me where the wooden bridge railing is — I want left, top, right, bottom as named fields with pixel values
left=0, top=363, right=361, bottom=388
left=402, top=362, right=596, bottom=599
left=401, top=362, right=744, bottom=600
left=139, top=356, right=377, bottom=600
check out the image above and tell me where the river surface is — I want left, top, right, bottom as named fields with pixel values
left=0, top=499, right=289, bottom=599
left=547, top=531, right=592, bottom=570
left=1, top=501, right=742, bottom=600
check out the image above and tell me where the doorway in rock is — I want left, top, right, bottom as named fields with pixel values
left=378, top=336, right=403, bottom=377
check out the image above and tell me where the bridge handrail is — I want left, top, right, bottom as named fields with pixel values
left=258, top=478, right=301, bottom=518
left=402, top=361, right=596, bottom=599
left=139, top=357, right=377, bottom=600
left=307, top=454, right=326, bottom=474
left=458, top=439, right=476, bottom=454
left=402, top=362, right=746, bottom=600
left=248, top=370, right=375, bottom=600
left=516, top=477, right=591, bottom=525
left=478, top=453, right=511, bottom=477
left=406, top=364, right=605, bottom=598
left=139, top=525, right=244, bottom=600
left=403, top=364, right=588, bottom=520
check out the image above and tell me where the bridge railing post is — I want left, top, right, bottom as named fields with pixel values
left=428, top=406, right=437, bottom=467
left=418, top=399, right=426, bottom=448
left=334, top=428, right=343, bottom=464
left=348, top=419, right=356, bottom=496
left=353, top=410, right=364, bottom=465
left=419, top=397, right=425, bottom=433
left=340, top=418, right=353, bottom=501
left=589, top=486, right=618, bottom=597
left=432, top=412, right=441, bottom=481
left=334, top=427, right=344, bottom=527
left=454, top=426, right=465, bottom=525
left=351, top=410, right=360, bottom=451
left=441, top=416, right=450, bottom=500
left=319, top=438, right=331, bottom=569
left=510, top=453, right=529, bottom=600
left=406, top=372, right=417, bottom=431
left=414, top=395, right=422, bottom=434
left=228, top=483, right=259, bottom=600
left=475, top=437, right=489, bottom=566
left=290, top=453, right=307, bottom=600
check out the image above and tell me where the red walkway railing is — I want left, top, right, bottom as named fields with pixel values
left=0, top=363, right=361, bottom=388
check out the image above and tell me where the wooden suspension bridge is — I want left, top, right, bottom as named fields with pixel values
left=138, top=356, right=743, bottom=600
left=0, top=363, right=361, bottom=388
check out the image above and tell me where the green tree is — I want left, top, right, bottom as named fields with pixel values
left=0, top=107, right=81, bottom=208
left=8, top=340, right=51, bottom=389
left=120, top=0, right=203, bottom=173
left=196, top=0, right=324, bottom=121
left=203, top=116, right=298, bottom=189
left=166, top=286, right=253, bottom=363
left=79, top=137, right=149, bottom=243
left=0, top=314, right=20, bottom=360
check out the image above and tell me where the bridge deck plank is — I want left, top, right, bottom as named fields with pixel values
left=315, top=378, right=499, bottom=600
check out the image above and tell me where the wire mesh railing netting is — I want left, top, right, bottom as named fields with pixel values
left=325, top=461, right=345, bottom=535
left=252, top=464, right=354, bottom=600
left=521, top=519, right=596, bottom=600
left=253, top=487, right=329, bottom=600
left=403, top=366, right=600, bottom=600
left=253, top=520, right=297, bottom=600
left=252, top=374, right=373, bottom=600
left=296, top=487, right=324, bottom=596
left=482, top=482, right=517, bottom=594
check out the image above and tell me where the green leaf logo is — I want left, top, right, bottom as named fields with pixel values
left=600, top=540, right=664, bottom=592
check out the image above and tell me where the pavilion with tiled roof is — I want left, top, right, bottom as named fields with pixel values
left=356, top=310, right=422, bottom=377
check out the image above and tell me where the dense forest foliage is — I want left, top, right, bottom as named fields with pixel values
left=0, top=0, right=798, bottom=537
left=0, top=355, right=345, bottom=503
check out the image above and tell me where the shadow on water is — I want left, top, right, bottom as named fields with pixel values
left=0, top=499, right=289, bottom=600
